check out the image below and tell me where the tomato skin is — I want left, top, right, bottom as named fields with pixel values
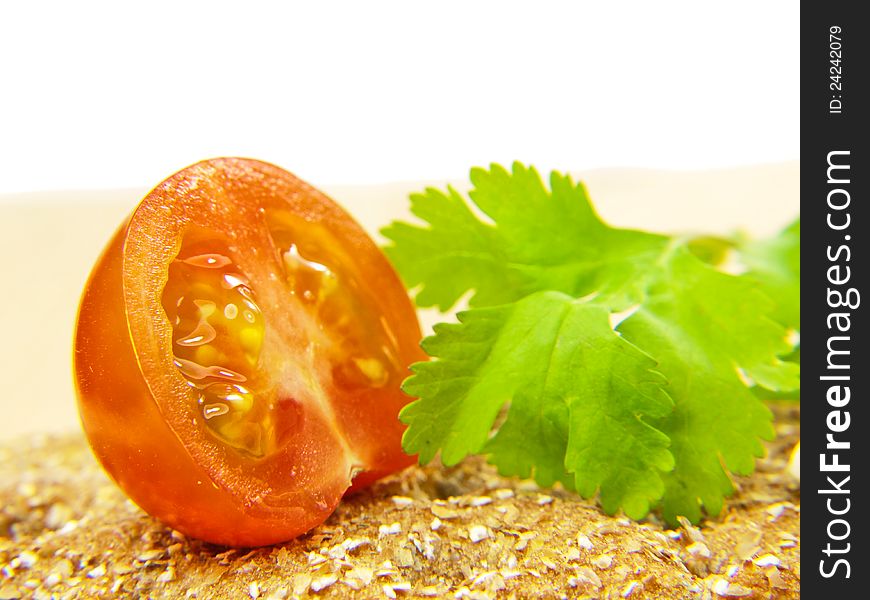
left=74, top=158, right=424, bottom=546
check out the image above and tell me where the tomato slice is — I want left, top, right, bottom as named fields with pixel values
left=74, top=158, right=425, bottom=546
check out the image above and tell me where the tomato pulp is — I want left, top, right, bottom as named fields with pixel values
left=74, top=158, right=424, bottom=546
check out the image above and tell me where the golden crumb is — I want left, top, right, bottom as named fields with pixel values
left=0, top=405, right=799, bottom=599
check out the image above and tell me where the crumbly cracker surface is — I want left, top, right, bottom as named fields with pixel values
left=0, top=405, right=799, bottom=599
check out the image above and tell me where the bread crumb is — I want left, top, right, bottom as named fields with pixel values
left=0, top=404, right=800, bottom=600
left=468, top=525, right=489, bottom=543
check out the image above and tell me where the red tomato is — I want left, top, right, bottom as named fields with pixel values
left=74, top=158, right=424, bottom=546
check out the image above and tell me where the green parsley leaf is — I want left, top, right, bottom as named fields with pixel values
left=384, top=162, right=800, bottom=525
left=401, top=291, right=674, bottom=518
left=735, top=218, right=801, bottom=399
left=617, top=247, right=797, bottom=522
left=737, top=218, right=801, bottom=332
left=382, top=163, right=667, bottom=311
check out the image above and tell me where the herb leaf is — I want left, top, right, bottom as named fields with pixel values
left=738, top=218, right=801, bottom=333
left=382, top=164, right=667, bottom=312
left=384, top=162, right=800, bottom=524
left=617, top=247, right=797, bottom=521
left=401, top=291, right=674, bottom=518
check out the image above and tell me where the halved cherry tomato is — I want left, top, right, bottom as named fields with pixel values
left=74, top=158, right=424, bottom=546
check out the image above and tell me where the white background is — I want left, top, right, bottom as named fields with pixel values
left=0, top=1, right=799, bottom=439
left=0, top=0, right=798, bottom=195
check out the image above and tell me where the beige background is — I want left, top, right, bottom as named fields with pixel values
left=0, top=162, right=798, bottom=441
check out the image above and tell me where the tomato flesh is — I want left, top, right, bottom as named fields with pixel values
left=75, top=158, right=424, bottom=546
left=163, top=241, right=274, bottom=457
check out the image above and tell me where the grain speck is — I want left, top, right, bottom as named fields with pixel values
left=752, top=554, right=781, bottom=568
left=766, top=567, right=789, bottom=589
left=493, top=489, right=514, bottom=500
left=677, top=517, right=706, bottom=544
left=310, top=573, right=338, bottom=592
left=621, top=581, right=639, bottom=597
left=379, top=522, right=402, bottom=536
left=394, top=547, right=414, bottom=568
left=687, top=542, right=711, bottom=558
left=514, top=531, right=537, bottom=551
left=418, top=584, right=447, bottom=596
left=431, top=505, right=459, bottom=520
left=86, top=564, right=106, bottom=579
left=44, top=503, right=73, bottom=530
left=345, top=566, right=373, bottom=587
left=18, top=551, right=38, bottom=568
left=469, top=525, right=489, bottom=543
left=391, top=496, right=414, bottom=508
left=569, top=567, right=602, bottom=589
left=711, top=578, right=753, bottom=597
left=291, top=574, right=312, bottom=596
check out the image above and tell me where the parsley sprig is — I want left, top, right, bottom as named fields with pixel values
left=382, top=163, right=800, bottom=524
